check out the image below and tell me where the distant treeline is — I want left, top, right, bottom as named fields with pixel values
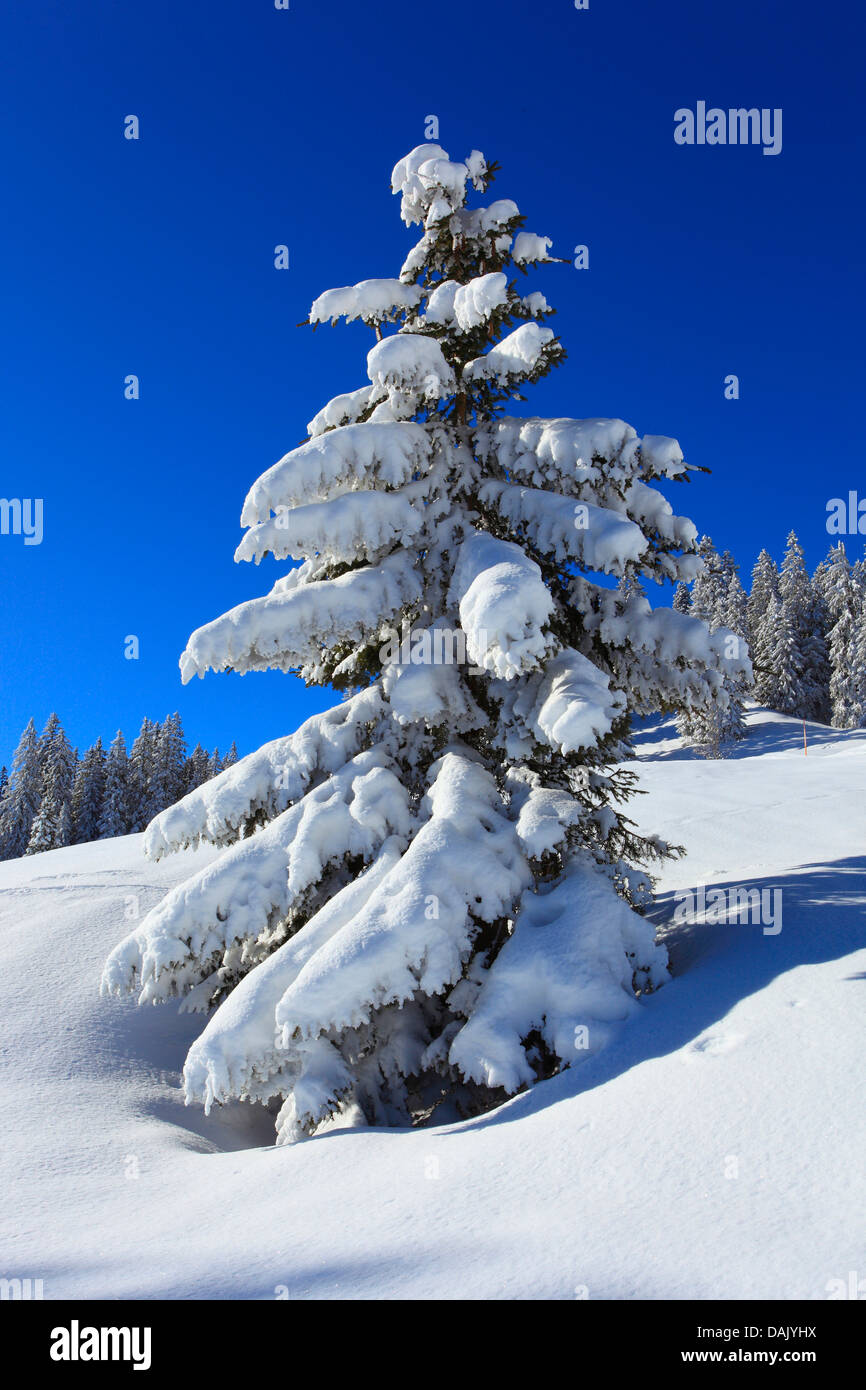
left=0, top=713, right=237, bottom=859
left=673, top=533, right=866, bottom=748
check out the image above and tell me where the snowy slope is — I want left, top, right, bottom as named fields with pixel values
left=1, top=707, right=864, bottom=1300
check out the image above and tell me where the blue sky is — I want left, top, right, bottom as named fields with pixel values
left=1, top=0, right=862, bottom=767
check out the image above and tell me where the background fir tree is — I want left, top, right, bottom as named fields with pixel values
left=183, top=743, right=210, bottom=795
left=764, top=594, right=803, bottom=718
left=825, top=543, right=866, bottom=728
left=0, top=719, right=42, bottom=859
left=104, top=140, right=750, bottom=1143
left=206, top=748, right=222, bottom=781
left=672, top=581, right=691, bottom=614
left=160, top=714, right=188, bottom=807
left=26, top=715, right=76, bottom=854
left=128, top=719, right=157, bottom=832
left=747, top=548, right=781, bottom=707
left=805, top=553, right=833, bottom=724
left=99, top=731, right=132, bottom=839
left=777, top=531, right=827, bottom=719
left=675, top=536, right=747, bottom=750
left=0, top=765, right=10, bottom=862
left=71, top=739, right=106, bottom=844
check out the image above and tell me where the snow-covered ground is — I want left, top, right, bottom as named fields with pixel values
left=1, top=707, right=864, bottom=1300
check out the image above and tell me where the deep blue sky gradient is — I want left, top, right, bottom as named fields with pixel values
left=1, top=0, right=863, bottom=766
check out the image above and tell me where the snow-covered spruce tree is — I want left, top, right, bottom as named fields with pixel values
left=675, top=537, right=747, bottom=750
left=99, top=731, right=131, bottom=839
left=672, top=580, right=691, bottom=615
left=0, top=719, right=42, bottom=860
left=160, top=713, right=189, bottom=806
left=763, top=594, right=804, bottom=717
left=747, top=549, right=781, bottom=706
left=825, top=543, right=866, bottom=729
left=26, top=714, right=76, bottom=855
left=71, top=738, right=106, bottom=844
left=804, top=555, right=832, bottom=724
left=777, top=531, right=829, bottom=721
left=102, top=143, right=750, bottom=1142
left=717, top=570, right=750, bottom=738
left=128, top=718, right=158, bottom=832
left=183, top=742, right=211, bottom=795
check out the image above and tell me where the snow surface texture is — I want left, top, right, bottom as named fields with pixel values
left=3, top=710, right=865, bottom=1297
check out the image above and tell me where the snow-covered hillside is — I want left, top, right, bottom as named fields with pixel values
left=1, top=707, right=863, bottom=1300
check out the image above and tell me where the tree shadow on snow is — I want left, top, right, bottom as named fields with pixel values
left=141, top=1091, right=279, bottom=1153
left=454, top=853, right=866, bottom=1135
left=99, top=993, right=278, bottom=1153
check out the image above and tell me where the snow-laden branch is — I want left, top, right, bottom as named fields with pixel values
left=310, top=279, right=423, bottom=327
left=102, top=749, right=413, bottom=1007
left=449, top=856, right=668, bottom=1093
left=143, top=687, right=386, bottom=858
left=236, top=471, right=446, bottom=568
left=183, top=838, right=408, bottom=1113
left=495, top=648, right=626, bottom=756
left=463, top=323, right=558, bottom=386
left=184, top=751, right=531, bottom=1140
left=241, top=421, right=438, bottom=523
left=449, top=530, right=556, bottom=679
left=180, top=552, right=422, bottom=682
left=366, top=333, right=456, bottom=402
left=478, top=480, right=648, bottom=575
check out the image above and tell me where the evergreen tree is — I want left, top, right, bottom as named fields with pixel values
left=104, top=140, right=750, bottom=1143
left=206, top=748, right=222, bottom=780
left=765, top=594, right=804, bottom=717
left=99, top=731, right=131, bottom=839
left=0, top=765, right=10, bottom=861
left=672, top=581, right=691, bottom=614
left=57, top=801, right=74, bottom=850
left=26, top=800, right=57, bottom=855
left=688, top=535, right=726, bottom=625
left=676, top=537, right=747, bottom=750
left=160, top=713, right=188, bottom=806
left=128, top=719, right=157, bottom=831
left=71, top=739, right=106, bottom=844
left=825, top=543, right=866, bottom=728
left=777, top=531, right=828, bottom=719
left=26, top=715, right=77, bottom=855
left=805, top=554, right=833, bottom=723
left=722, top=571, right=749, bottom=639
left=716, top=572, right=751, bottom=743
left=183, top=743, right=210, bottom=794
left=222, top=741, right=239, bottom=770
left=718, top=548, right=739, bottom=593
left=748, top=550, right=781, bottom=706
left=0, top=719, right=42, bottom=859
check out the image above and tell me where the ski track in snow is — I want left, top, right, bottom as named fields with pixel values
left=1, top=707, right=864, bottom=1299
